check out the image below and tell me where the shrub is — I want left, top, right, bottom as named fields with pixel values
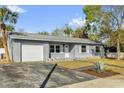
left=95, top=62, right=107, bottom=73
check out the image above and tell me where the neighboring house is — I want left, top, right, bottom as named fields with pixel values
left=106, top=52, right=124, bottom=59
left=7, top=32, right=104, bottom=62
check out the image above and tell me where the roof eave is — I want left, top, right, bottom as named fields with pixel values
left=11, top=36, right=103, bottom=45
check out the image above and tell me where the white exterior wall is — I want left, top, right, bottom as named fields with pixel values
left=12, top=40, right=49, bottom=62
left=10, top=38, right=104, bottom=62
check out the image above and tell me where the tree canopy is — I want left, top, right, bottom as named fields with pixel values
left=0, top=6, right=19, bottom=63
left=83, top=5, right=124, bottom=60
left=64, top=24, right=73, bottom=37
left=72, top=28, right=83, bottom=38
left=51, top=28, right=65, bottom=36
left=38, top=31, right=49, bottom=35
left=0, top=38, right=3, bottom=48
left=0, top=6, right=18, bottom=27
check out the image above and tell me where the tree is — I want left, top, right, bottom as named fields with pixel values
left=107, top=30, right=124, bottom=47
left=6, top=25, right=15, bottom=31
left=83, top=5, right=124, bottom=60
left=38, top=31, right=49, bottom=35
left=51, top=28, right=65, bottom=36
left=82, top=27, right=89, bottom=39
left=64, top=24, right=73, bottom=37
left=72, top=28, right=83, bottom=38
left=0, top=6, right=18, bottom=63
left=0, top=37, right=3, bottom=48
left=83, top=5, right=103, bottom=41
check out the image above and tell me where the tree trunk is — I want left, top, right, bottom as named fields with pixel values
left=117, top=39, right=120, bottom=60
left=1, top=29, right=12, bottom=63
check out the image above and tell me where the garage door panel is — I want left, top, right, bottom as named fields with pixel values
left=22, top=44, right=43, bottom=62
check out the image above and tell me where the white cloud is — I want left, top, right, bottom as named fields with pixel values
left=69, top=17, right=86, bottom=27
left=7, top=5, right=26, bottom=13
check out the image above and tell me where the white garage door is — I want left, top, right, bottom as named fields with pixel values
left=22, top=44, right=43, bottom=62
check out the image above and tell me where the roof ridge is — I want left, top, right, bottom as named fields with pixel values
left=9, top=32, right=91, bottom=40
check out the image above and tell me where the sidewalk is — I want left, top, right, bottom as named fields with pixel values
left=61, top=74, right=124, bottom=88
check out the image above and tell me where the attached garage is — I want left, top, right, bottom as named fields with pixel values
left=22, top=43, right=43, bottom=62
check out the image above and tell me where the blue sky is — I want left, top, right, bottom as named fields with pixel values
left=7, top=5, right=86, bottom=33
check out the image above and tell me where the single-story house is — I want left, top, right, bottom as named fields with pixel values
left=7, top=32, right=104, bottom=62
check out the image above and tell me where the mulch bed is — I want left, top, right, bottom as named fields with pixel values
left=82, top=69, right=120, bottom=78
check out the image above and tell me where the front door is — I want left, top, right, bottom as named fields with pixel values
left=64, top=44, right=69, bottom=58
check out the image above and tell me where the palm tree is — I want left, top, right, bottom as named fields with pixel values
left=0, top=6, right=18, bottom=63
left=6, top=25, right=15, bottom=31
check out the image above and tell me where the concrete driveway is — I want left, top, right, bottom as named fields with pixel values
left=61, top=74, right=124, bottom=88
left=0, top=62, right=92, bottom=88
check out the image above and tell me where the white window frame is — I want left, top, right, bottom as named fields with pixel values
left=50, top=44, right=61, bottom=53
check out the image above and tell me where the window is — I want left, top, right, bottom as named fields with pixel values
left=50, top=45, right=60, bottom=53
left=56, top=45, right=60, bottom=53
left=50, top=45, right=54, bottom=53
left=96, top=46, right=100, bottom=52
left=81, top=45, right=86, bottom=52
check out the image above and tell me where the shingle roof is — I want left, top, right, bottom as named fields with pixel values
left=9, top=32, right=102, bottom=45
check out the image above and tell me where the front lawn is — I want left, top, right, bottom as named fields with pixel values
left=83, top=58, right=124, bottom=67
left=52, top=60, right=94, bottom=69
left=52, top=58, right=124, bottom=74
